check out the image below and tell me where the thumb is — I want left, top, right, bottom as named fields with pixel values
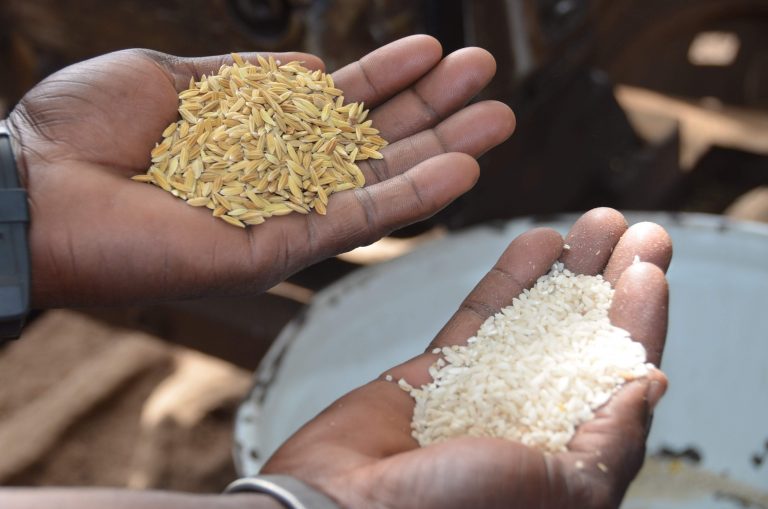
left=558, top=261, right=671, bottom=508
left=562, top=370, right=668, bottom=508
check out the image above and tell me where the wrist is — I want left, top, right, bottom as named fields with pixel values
left=225, top=476, right=343, bottom=509
left=0, top=489, right=288, bottom=509
left=223, top=494, right=286, bottom=509
left=0, top=118, right=31, bottom=341
left=0, top=115, right=29, bottom=190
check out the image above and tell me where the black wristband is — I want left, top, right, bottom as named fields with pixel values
left=0, top=123, right=30, bottom=343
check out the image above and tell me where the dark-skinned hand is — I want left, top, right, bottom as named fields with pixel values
left=262, top=208, right=673, bottom=509
left=4, top=35, right=514, bottom=307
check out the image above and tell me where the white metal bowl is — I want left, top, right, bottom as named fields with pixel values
left=234, top=213, right=768, bottom=508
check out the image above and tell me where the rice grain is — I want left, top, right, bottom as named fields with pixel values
left=405, top=262, right=651, bottom=453
left=133, top=54, right=388, bottom=226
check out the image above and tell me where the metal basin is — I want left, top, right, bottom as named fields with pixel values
left=234, top=213, right=768, bottom=508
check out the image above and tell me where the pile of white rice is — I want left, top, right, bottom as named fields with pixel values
left=404, top=262, right=651, bottom=453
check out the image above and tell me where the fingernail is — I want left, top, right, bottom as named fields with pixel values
left=646, top=380, right=665, bottom=409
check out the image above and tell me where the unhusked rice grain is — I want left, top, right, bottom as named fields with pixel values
left=405, top=262, right=651, bottom=453
left=132, top=54, right=387, bottom=227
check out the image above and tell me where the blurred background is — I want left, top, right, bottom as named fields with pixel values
left=1, top=0, right=767, bottom=496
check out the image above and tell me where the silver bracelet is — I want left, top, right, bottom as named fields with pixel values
left=224, top=474, right=342, bottom=509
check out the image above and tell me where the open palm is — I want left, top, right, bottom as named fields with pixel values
left=7, top=35, right=514, bottom=307
left=262, top=208, right=673, bottom=509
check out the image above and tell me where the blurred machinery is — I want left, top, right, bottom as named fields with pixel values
left=2, top=0, right=767, bottom=223
left=1, top=0, right=767, bottom=343
left=1, top=0, right=767, bottom=491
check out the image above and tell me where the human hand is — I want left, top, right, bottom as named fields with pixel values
left=261, top=208, right=673, bottom=509
left=5, top=35, right=513, bottom=307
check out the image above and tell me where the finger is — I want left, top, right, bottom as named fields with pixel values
left=114, top=153, right=476, bottom=304
left=603, top=222, right=673, bottom=285
left=562, top=262, right=670, bottom=505
left=263, top=381, right=420, bottom=468
left=155, top=51, right=326, bottom=91
left=609, top=262, right=669, bottom=367
left=561, top=208, right=628, bottom=275
left=368, top=47, right=498, bottom=143
left=332, top=34, right=443, bottom=108
left=361, top=100, right=516, bottom=185
left=290, top=152, right=480, bottom=264
left=429, top=228, right=563, bottom=349
left=562, top=369, right=668, bottom=509
left=381, top=227, right=563, bottom=387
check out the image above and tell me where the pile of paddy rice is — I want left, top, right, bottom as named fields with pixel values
left=403, top=262, right=651, bottom=453
left=133, top=53, right=387, bottom=227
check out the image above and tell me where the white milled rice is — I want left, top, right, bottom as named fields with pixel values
left=406, top=262, right=651, bottom=453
